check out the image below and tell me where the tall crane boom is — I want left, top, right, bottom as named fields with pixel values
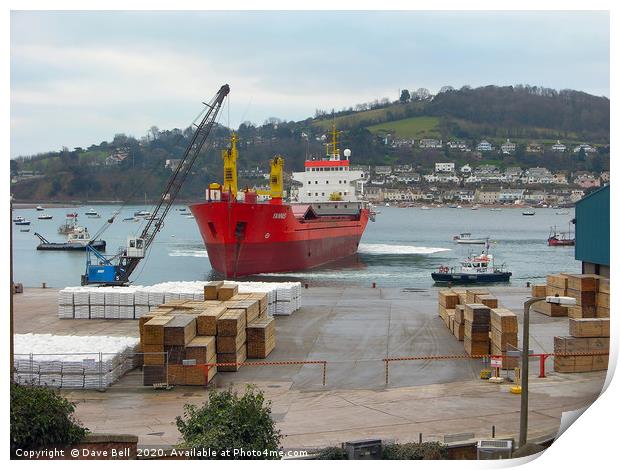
left=83, top=84, right=230, bottom=285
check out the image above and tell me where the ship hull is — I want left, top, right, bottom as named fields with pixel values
left=431, top=272, right=512, bottom=284
left=190, top=200, right=369, bottom=277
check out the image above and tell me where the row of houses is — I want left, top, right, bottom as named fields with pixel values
left=381, top=135, right=600, bottom=155
left=363, top=186, right=592, bottom=205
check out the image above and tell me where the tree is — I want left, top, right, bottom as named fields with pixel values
left=399, top=89, right=410, bottom=103
left=11, top=383, right=88, bottom=457
left=176, top=386, right=282, bottom=460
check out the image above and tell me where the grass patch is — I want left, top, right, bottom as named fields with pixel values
left=367, top=116, right=441, bottom=139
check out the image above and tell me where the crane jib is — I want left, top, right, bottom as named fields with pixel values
left=83, top=84, right=230, bottom=285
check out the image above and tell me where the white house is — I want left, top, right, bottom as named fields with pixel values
left=573, top=143, right=597, bottom=154
left=500, top=139, right=516, bottom=154
left=419, top=138, right=443, bottom=149
left=476, top=140, right=494, bottom=152
left=435, top=162, right=455, bottom=173
left=551, top=140, right=566, bottom=152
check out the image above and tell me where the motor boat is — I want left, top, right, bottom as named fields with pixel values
left=432, top=249, right=511, bottom=284
left=453, top=233, right=490, bottom=245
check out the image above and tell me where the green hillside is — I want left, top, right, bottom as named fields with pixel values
left=366, top=116, right=441, bottom=139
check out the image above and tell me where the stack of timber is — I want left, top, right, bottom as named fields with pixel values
left=463, top=303, right=491, bottom=356
left=490, top=308, right=519, bottom=369
left=531, top=273, right=610, bottom=318
left=140, top=281, right=276, bottom=385
left=438, top=290, right=458, bottom=331
left=554, top=318, right=610, bottom=373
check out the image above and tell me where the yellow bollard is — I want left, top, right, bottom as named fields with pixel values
left=510, top=367, right=522, bottom=394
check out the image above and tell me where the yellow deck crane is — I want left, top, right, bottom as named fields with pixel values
left=255, top=155, right=284, bottom=202
left=222, top=132, right=239, bottom=198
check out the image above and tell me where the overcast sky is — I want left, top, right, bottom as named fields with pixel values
left=10, top=10, right=609, bottom=158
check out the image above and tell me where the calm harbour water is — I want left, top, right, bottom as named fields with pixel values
left=12, top=204, right=579, bottom=288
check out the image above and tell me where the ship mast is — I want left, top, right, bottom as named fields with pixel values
left=222, top=132, right=239, bottom=198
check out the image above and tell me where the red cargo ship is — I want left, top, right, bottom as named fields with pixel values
left=190, top=128, right=372, bottom=277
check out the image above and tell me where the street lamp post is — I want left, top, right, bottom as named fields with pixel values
left=519, top=295, right=576, bottom=449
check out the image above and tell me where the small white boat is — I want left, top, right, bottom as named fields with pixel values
left=420, top=206, right=432, bottom=210
left=490, top=208, right=502, bottom=212
left=385, top=203, right=390, bottom=207
left=85, top=208, right=99, bottom=216
left=522, top=209, right=536, bottom=216
left=453, top=232, right=490, bottom=245
left=471, top=205, right=480, bottom=210
left=556, top=210, right=570, bottom=215
left=35, top=205, right=44, bottom=211
left=37, top=214, right=53, bottom=220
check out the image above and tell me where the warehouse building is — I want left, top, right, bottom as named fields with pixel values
left=574, top=185, right=610, bottom=277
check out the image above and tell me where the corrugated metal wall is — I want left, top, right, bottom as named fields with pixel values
left=575, top=185, right=609, bottom=266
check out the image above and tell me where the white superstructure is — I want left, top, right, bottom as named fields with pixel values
left=291, top=125, right=366, bottom=203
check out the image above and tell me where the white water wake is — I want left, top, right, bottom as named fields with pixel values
left=358, top=243, right=450, bottom=255
left=168, top=249, right=209, bottom=258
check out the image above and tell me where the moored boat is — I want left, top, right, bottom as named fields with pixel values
left=35, top=225, right=106, bottom=251
left=432, top=249, right=511, bottom=284
left=35, top=205, right=44, bottom=211
left=85, top=208, right=99, bottom=216
left=37, top=213, right=53, bottom=220
left=547, top=225, right=575, bottom=246
left=453, top=232, right=489, bottom=244
left=522, top=209, right=536, bottom=216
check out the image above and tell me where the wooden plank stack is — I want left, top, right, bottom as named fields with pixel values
left=463, top=303, right=491, bottom=356
left=554, top=317, right=610, bottom=373
left=140, top=282, right=276, bottom=385
left=490, top=308, right=519, bottom=369
left=438, top=290, right=458, bottom=329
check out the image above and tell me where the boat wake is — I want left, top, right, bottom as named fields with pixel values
left=358, top=243, right=450, bottom=255
left=168, top=249, right=209, bottom=258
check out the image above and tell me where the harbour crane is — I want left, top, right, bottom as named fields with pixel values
left=82, top=84, right=230, bottom=285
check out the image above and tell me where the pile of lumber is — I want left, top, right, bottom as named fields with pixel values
left=530, top=273, right=609, bottom=318
left=140, top=281, right=275, bottom=386
left=554, top=318, right=610, bottom=373
left=490, top=308, right=519, bottom=369
left=464, top=303, right=491, bottom=356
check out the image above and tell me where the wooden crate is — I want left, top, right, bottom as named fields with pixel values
left=567, top=305, right=596, bottom=319
left=246, top=292, right=269, bottom=314
left=143, top=365, right=166, bottom=386
left=596, top=292, right=609, bottom=309
left=142, top=344, right=165, bottom=365
left=164, top=345, right=186, bottom=364
left=438, top=290, right=459, bottom=309
left=453, top=320, right=465, bottom=341
left=216, top=329, right=247, bottom=354
left=596, top=306, right=609, bottom=318
left=477, top=295, right=498, bottom=309
left=464, top=337, right=489, bottom=356
left=217, top=345, right=247, bottom=372
left=566, top=289, right=596, bottom=307
left=464, top=321, right=490, bottom=341
left=217, top=309, right=246, bottom=336
left=598, top=278, right=610, bottom=294
left=531, top=284, right=547, bottom=297
left=217, top=283, right=239, bottom=301
left=490, top=327, right=518, bottom=350
left=547, top=273, right=569, bottom=289
left=553, top=336, right=590, bottom=354
left=546, top=286, right=567, bottom=297
left=490, top=308, right=518, bottom=334
left=569, top=318, right=610, bottom=338
left=451, top=288, right=467, bottom=305
left=185, top=336, right=216, bottom=364
left=446, top=311, right=455, bottom=331
left=184, top=361, right=217, bottom=385
left=463, top=304, right=491, bottom=324
left=588, top=337, right=610, bottom=354
left=490, top=344, right=518, bottom=370
left=143, top=316, right=173, bottom=345
left=247, top=335, right=276, bottom=358
left=196, top=305, right=227, bottom=336
left=163, top=314, right=197, bottom=346
left=566, top=274, right=599, bottom=292
left=224, top=299, right=260, bottom=324
left=247, top=316, right=276, bottom=341
left=160, top=299, right=191, bottom=309
left=592, top=355, right=609, bottom=371
left=167, top=365, right=186, bottom=385
left=465, top=289, right=490, bottom=304
left=204, top=281, right=224, bottom=300
left=532, top=302, right=567, bottom=317
left=454, top=305, right=465, bottom=323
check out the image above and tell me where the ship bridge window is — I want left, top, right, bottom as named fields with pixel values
left=322, top=192, right=325, bottom=196
left=326, top=181, right=329, bottom=184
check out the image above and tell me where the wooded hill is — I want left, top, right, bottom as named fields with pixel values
left=11, top=84, right=610, bottom=202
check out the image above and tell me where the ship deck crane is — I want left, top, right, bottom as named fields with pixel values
left=82, top=84, right=230, bottom=285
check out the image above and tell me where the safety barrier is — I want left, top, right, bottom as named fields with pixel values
left=382, top=352, right=609, bottom=385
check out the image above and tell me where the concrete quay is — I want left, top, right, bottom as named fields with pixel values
left=13, top=285, right=607, bottom=450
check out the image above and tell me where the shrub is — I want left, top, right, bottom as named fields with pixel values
left=383, top=442, right=448, bottom=460
left=176, top=385, right=282, bottom=460
left=11, top=383, right=88, bottom=457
